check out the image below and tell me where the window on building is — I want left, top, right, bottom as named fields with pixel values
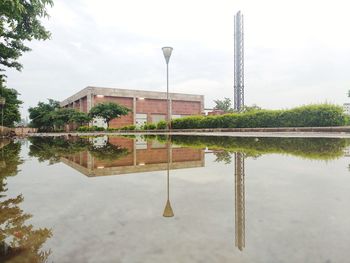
left=136, top=113, right=147, bottom=127
left=151, top=114, right=165, bottom=123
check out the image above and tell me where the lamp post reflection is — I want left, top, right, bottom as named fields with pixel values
left=163, top=135, right=174, bottom=217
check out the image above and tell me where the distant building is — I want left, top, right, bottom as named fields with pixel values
left=343, top=103, right=350, bottom=115
left=60, top=86, right=204, bottom=128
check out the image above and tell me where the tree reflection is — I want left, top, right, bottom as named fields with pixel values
left=28, top=137, right=129, bottom=163
left=213, top=151, right=232, bottom=164
left=0, top=140, right=52, bottom=262
left=0, top=141, right=22, bottom=195
left=167, top=136, right=350, bottom=161
left=89, top=143, right=129, bottom=161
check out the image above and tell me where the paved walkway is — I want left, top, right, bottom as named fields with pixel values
left=27, top=131, right=350, bottom=138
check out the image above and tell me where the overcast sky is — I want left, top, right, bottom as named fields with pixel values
left=5, top=0, right=350, bottom=117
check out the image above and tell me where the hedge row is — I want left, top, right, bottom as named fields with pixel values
left=76, top=121, right=168, bottom=132
left=171, top=104, right=348, bottom=129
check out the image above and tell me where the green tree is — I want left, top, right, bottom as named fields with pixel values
left=70, top=111, right=91, bottom=127
left=213, top=98, right=234, bottom=113
left=242, top=104, right=262, bottom=112
left=88, top=102, right=131, bottom=128
left=0, top=84, right=22, bottom=127
left=53, top=108, right=91, bottom=129
left=0, top=0, right=53, bottom=77
left=29, top=100, right=91, bottom=131
left=28, top=99, right=59, bottom=131
left=0, top=0, right=53, bottom=127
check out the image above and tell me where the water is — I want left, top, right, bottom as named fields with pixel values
left=0, top=135, right=350, bottom=263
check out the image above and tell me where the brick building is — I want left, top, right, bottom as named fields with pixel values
left=60, top=86, right=204, bottom=128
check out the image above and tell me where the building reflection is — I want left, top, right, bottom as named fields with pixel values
left=61, top=136, right=205, bottom=177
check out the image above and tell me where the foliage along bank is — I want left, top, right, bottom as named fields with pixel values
left=171, top=104, right=348, bottom=129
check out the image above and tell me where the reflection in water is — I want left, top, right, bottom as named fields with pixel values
left=234, top=152, right=245, bottom=251
left=23, top=135, right=350, bottom=256
left=29, top=136, right=129, bottom=165
left=0, top=140, right=52, bottom=262
left=213, top=150, right=232, bottom=164
left=29, top=136, right=205, bottom=177
left=167, top=136, right=350, bottom=161
left=163, top=136, right=174, bottom=217
left=0, top=195, right=52, bottom=262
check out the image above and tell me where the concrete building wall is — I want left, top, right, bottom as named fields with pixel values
left=94, top=96, right=134, bottom=128
left=172, top=100, right=201, bottom=115
left=61, top=87, right=204, bottom=129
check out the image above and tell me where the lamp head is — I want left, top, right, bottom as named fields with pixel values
left=162, top=47, right=173, bottom=64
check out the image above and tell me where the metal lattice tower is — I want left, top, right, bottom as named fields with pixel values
left=234, top=11, right=244, bottom=112
left=234, top=152, right=245, bottom=251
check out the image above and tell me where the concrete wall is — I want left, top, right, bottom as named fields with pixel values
left=60, top=87, right=204, bottom=129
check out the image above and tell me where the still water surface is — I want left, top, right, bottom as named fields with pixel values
left=0, top=135, right=350, bottom=263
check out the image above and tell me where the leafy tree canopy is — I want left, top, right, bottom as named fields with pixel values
left=0, top=83, right=22, bottom=127
left=71, top=111, right=92, bottom=126
left=0, top=0, right=53, bottom=78
left=28, top=99, right=59, bottom=131
left=213, top=98, right=234, bottom=113
left=88, top=102, right=131, bottom=128
left=28, top=100, right=91, bottom=131
left=242, top=104, right=262, bottom=112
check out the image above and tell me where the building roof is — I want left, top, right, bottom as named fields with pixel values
left=60, top=86, right=204, bottom=107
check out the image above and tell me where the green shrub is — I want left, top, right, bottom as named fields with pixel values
left=107, top=127, right=119, bottom=132
left=77, top=126, right=105, bottom=132
left=156, top=120, right=168, bottom=129
left=171, top=116, right=204, bottom=129
left=147, top=123, right=157, bottom=130
left=90, top=126, right=105, bottom=131
left=141, top=123, right=156, bottom=130
left=120, top=125, right=136, bottom=131
left=77, top=126, right=89, bottom=132
left=170, top=104, right=347, bottom=129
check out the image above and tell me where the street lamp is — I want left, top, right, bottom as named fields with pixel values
left=162, top=47, right=173, bottom=130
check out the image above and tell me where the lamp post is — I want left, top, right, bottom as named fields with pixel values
left=162, top=47, right=173, bottom=130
